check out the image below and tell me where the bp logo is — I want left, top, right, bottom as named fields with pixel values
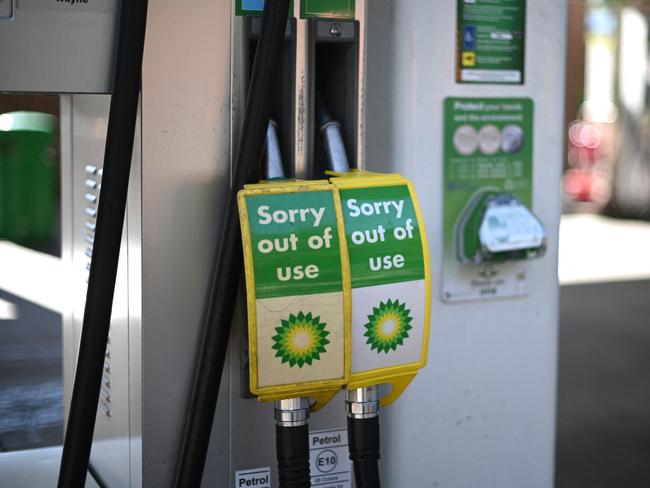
left=272, top=312, right=330, bottom=368
left=364, top=299, right=412, bottom=353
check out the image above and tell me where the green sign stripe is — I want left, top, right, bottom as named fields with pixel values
left=246, top=190, right=343, bottom=299
left=339, top=185, right=425, bottom=289
left=300, top=0, right=355, bottom=18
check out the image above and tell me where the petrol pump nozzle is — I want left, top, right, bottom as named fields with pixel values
left=315, top=91, right=350, bottom=173
left=265, top=120, right=286, bottom=180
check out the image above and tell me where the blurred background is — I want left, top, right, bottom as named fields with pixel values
left=558, top=1, right=650, bottom=486
left=0, top=1, right=649, bottom=486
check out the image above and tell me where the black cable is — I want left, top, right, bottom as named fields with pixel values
left=276, top=424, right=311, bottom=488
left=57, top=1, right=148, bottom=487
left=173, top=1, right=291, bottom=486
left=348, top=416, right=381, bottom=488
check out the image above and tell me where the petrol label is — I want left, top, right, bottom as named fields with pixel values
left=235, top=467, right=271, bottom=488
left=337, top=183, right=428, bottom=376
left=310, top=428, right=351, bottom=488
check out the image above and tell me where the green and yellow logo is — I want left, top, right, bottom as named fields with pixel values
left=364, top=299, right=412, bottom=353
left=272, top=312, right=330, bottom=368
left=461, top=51, right=476, bottom=67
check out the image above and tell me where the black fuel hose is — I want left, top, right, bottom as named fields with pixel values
left=173, top=1, right=291, bottom=486
left=57, top=1, right=148, bottom=487
left=276, top=424, right=311, bottom=487
left=348, top=416, right=381, bottom=488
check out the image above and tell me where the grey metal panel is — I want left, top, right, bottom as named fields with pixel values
left=127, top=99, right=143, bottom=488
left=0, top=1, right=118, bottom=93
left=139, top=0, right=233, bottom=485
left=60, top=95, right=75, bottom=426
left=67, top=94, right=133, bottom=487
left=364, top=1, right=565, bottom=487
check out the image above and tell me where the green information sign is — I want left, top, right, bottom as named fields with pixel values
left=245, top=190, right=343, bottom=299
left=300, top=0, right=355, bottom=19
left=442, top=97, right=534, bottom=301
left=339, top=185, right=424, bottom=289
left=456, top=0, right=526, bottom=84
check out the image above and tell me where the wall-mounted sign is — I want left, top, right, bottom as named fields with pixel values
left=442, top=97, right=535, bottom=301
left=456, top=0, right=526, bottom=84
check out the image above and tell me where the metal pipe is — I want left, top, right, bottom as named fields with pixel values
left=265, top=119, right=286, bottom=179
left=315, top=91, right=350, bottom=173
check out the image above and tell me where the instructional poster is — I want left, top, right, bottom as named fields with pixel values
left=456, top=0, right=526, bottom=84
left=442, top=97, right=534, bottom=302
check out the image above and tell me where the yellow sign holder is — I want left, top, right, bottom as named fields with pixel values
left=329, top=170, right=432, bottom=407
left=238, top=180, right=352, bottom=411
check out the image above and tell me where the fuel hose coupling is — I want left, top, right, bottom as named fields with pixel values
left=346, top=386, right=380, bottom=420
left=274, top=397, right=310, bottom=427
left=346, top=386, right=381, bottom=487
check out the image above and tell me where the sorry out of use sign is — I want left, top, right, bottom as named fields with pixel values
left=239, top=185, right=348, bottom=396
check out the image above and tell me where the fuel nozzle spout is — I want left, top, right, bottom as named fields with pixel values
left=315, top=91, right=350, bottom=174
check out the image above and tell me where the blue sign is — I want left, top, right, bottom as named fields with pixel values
left=243, top=0, right=265, bottom=11
left=462, top=25, right=475, bottom=50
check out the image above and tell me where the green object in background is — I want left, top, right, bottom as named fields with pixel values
left=456, top=0, right=526, bottom=84
left=0, top=111, right=57, bottom=248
